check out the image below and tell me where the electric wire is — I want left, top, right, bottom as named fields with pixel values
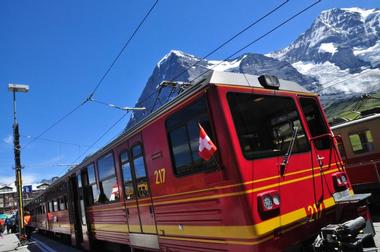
left=189, top=0, right=322, bottom=84
left=21, top=135, right=89, bottom=148
left=88, top=0, right=159, bottom=98
left=22, top=0, right=159, bottom=150
left=136, top=0, right=291, bottom=110
left=169, top=0, right=290, bottom=82
left=71, top=112, right=130, bottom=165
left=24, top=102, right=86, bottom=148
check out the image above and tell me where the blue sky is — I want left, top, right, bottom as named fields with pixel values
left=1, top=0, right=379, bottom=186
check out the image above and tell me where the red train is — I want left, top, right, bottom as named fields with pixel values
left=332, top=113, right=380, bottom=200
left=26, top=71, right=376, bottom=251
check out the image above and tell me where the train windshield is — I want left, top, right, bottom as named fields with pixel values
left=227, top=92, right=309, bottom=160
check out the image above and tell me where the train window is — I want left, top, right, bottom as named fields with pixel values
left=77, top=174, right=82, bottom=188
left=59, top=197, right=65, bottom=210
left=132, top=145, right=149, bottom=198
left=300, top=98, right=330, bottom=149
left=166, top=96, right=217, bottom=176
left=64, top=196, right=68, bottom=210
left=228, top=93, right=309, bottom=160
left=48, top=201, right=53, bottom=212
left=98, top=153, right=115, bottom=180
left=87, top=164, right=96, bottom=184
left=53, top=200, right=58, bottom=212
left=85, top=164, right=99, bottom=205
left=349, top=130, right=374, bottom=154
left=96, top=153, right=119, bottom=203
left=120, top=150, right=135, bottom=199
left=91, top=184, right=100, bottom=204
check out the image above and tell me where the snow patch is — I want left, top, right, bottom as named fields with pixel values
left=342, top=7, right=378, bottom=22
left=353, top=40, right=380, bottom=67
left=318, top=43, right=337, bottom=55
left=157, top=50, right=196, bottom=67
left=207, top=56, right=246, bottom=72
left=292, top=61, right=380, bottom=94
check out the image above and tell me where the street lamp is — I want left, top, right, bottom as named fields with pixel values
left=8, top=83, right=29, bottom=238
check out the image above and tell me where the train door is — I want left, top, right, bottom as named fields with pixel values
left=120, top=134, right=158, bottom=248
left=68, top=173, right=90, bottom=250
left=298, top=96, right=333, bottom=217
left=227, top=92, right=314, bottom=233
left=68, top=175, right=83, bottom=247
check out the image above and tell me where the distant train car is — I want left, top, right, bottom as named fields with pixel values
left=27, top=71, right=375, bottom=251
left=27, top=178, right=72, bottom=244
left=332, top=113, right=380, bottom=198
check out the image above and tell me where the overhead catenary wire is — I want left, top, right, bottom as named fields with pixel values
left=24, top=102, right=86, bottom=148
left=153, top=0, right=322, bottom=113
left=169, top=0, right=290, bottom=82
left=23, top=0, right=159, bottom=149
left=71, top=112, right=130, bottom=165
left=21, top=135, right=90, bottom=148
left=138, top=0, right=292, bottom=111
left=88, top=0, right=159, bottom=99
left=189, top=0, right=322, bottom=84
left=40, top=1, right=322, bottom=176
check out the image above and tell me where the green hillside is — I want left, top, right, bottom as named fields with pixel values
left=324, top=92, right=380, bottom=124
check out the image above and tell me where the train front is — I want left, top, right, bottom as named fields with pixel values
left=213, top=72, right=376, bottom=251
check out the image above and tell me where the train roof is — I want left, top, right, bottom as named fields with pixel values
left=45, top=71, right=313, bottom=186
left=331, top=113, right=380, bottom=130
left=207, top=71, right=310, bottom=93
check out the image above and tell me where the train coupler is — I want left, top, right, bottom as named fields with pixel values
left=312, top=216, right=377, bottom=252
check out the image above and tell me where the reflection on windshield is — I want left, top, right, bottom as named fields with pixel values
left=228, top=92, right=309, bottom=160
left=300, top=98, right=330, bottom=150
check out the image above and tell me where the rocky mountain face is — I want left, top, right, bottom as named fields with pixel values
left=269, top=7, right=380, bottom=97
left=128, top=50, right=317, bottom=127
left=128, top=7, right=380, bottom=127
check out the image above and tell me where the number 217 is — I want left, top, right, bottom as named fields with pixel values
left=154, top=168, right=166, bottom=184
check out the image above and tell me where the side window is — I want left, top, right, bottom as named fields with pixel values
left=86, top=164, right=99, bottom=205
left=131, top=145, right=149, bottom=198
left=120, top=150, right=135, bottom=200
left=349, top=130, right=374, bottom=154
left=48, top=201, right=53, bottom=213
left=166, top=96, right=217, bottom=176
left=59, top=197, right=65, bottom=211
left=97, top=153, right=119, bottom=203
left=300, top=98, right=330, bottom=149
left=53, top=200, right=58, bottom=212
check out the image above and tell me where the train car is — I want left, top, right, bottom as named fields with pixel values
left=28, top=177, right=72, bottom=244
left=28, top=71, right=375, bottom=251
left=332, top=113, right=380, bottom=199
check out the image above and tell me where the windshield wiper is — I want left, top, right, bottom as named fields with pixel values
left=280, top=126, right=298, bottom=176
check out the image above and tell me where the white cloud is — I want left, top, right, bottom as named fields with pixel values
left=3, top=135, right=13, bottom=144
left=0, top=174, right=41, bottom=191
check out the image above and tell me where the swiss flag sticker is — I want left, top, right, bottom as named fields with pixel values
left=198, top=124, right=217, bottom=160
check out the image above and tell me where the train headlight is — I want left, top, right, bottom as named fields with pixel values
left=341, top=175, right=347, bottom=183
left=263, top=196, right=273, bottom=210
left=258, top=190, right=280, bottom=213
left=336, top=177, right=342, bottom=185
left=273, top=194, right=280, bottom=206
left=333, top=172, right=349, bottom=191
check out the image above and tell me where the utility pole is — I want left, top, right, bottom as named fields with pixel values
left=8, top=83, right=29, bottom=238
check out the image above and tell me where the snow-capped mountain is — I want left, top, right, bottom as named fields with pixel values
left=269, top=7, right=380, bottom=97
left=128, top=7, right=380, bottom=127
left=128, top=50, right=316, bottom=127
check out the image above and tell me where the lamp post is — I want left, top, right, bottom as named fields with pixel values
left=8, top=83, right=29, bottom=238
